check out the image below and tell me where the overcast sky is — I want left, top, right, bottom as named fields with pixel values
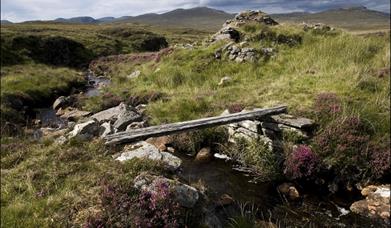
left=1, top=0, right=390, bottom=22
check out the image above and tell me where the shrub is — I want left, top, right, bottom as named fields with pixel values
left=284, top=145, right=319, bottom=179
left=313, top=92, right=342, bottom=120
left=133, top=181, right=181, bottom=228
left=369, top=137, right=391, bottom=179
left=85, top=178, right=182, bottom=227
left=313, top=116, right=373, bottom=183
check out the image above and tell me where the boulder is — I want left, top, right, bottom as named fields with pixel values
left=277, top=183, right=300, bottom=200
left=212, top=27, right=240, bottom=42
left=99, top=122, right=113, bottom=138
left=350, top=185, right=390, bottom=222
left=116, top=141, right=182, bottom=171
left=146, top=136, right=173, bottom=152
left=195, top=147, right=213, bottom=162
left=233, top=10, right=278, bottom=26
left=267, top=114, right=315, bottom=129
left=113, top=110, right=142, bottom=131
left=60, top=109, right=91, bottom=121
left=90, top=102, right=128, bottom=123
left=53, top=96, right=69, bottom=110
left=68, top=119, right=100, bottom=140
left=134, top=173, right=199, bottom=208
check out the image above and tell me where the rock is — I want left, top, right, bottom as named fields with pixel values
left=277, top=183, right=300, bottom=200
left=68, top=120, right=100, bottom=140
left=39, top=128, right=68, bottom=139
left=233, top=10, right=278, bottom=26
left=60, top=109, right=91, bottom=121
left=135, top=104, right=148, bottom=115
left=55, top=136, right=68, bottom=145
left=125, top=121, right=145, bottom=131
left=90, top=102, right=128, bottom=123
left=53, top=96, right=69, bottom=110
left=195, top=147, right=213, bottom=162
left=303, top=23, right=332, bottom=32
left=113, top=110, right=142, bottom=131
left=203, top=213, right=223, bottom=228
left=166, top=147, right=176, bottom=153
left=99, top=122, right=113, bottom=138
left=212, top=27, right=240, bottom=42
left=350, top=185, right=390, bottom=222
left=127, top=70, right=141, bottom=79
left=161, top=152, right=182, bottom=171
left=116, top=141, right=182, bottom=171
left=218, top=76, right=232, bottom=86
left=261, top=47, right=276, bottom=56
left=146, top=136, right=173, bottom=152
left=67, top=121, right=76, bottom=129
left=133, top=173, right=199, bottom=208
left=267, top=114, right=315, bottom=129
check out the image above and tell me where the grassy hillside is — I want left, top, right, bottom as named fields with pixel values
left=1, top=15, right=390, bottom=227
left=273, top=6, right=390, bottom=32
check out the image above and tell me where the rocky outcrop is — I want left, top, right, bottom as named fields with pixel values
left=134, top=173, right=199, bottom=208
left=212, top=27, right=241, bottom=42
left=116, top=141, right=182, bottom=171
left=224, top=10, right=278, bottom=28
left=223, top=109, right=315, bottom=152
left=350, top=185, right=390, bottom=223
left=68, top=119, right=100, bottom=140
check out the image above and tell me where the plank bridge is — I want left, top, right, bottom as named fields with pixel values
left=105, top=105, right=287, bottom=145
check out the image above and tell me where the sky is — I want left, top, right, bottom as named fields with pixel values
left=1, top=0, right=390, bottom=22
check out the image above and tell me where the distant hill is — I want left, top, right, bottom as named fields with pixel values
left=272, top=6, right=390, bottom=31
left=111, top=7, right=234, bottom=31
left=29, top=6, right=389, bottom=32
left=1, top=20, right=13, bottom=24
left=54, top=16, right=98, bottom=24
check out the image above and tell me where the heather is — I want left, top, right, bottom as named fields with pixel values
left=284, top=145, right=320, bottom=180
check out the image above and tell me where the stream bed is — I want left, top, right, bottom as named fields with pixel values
left=32, top=71, right=385, bottom=227
left=177, top=153, right=384, bottom=227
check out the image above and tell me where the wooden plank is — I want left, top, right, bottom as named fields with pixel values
left=104, top=105, right=287, bottom=145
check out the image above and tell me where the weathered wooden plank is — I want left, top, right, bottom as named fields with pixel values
left=105, top=105, right=287, bottom=145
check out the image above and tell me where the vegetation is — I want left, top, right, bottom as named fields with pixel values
left=1, top=14, right=390, bottom=227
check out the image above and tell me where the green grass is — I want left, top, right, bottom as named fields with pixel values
left=1, top=137, right=164, bottom=227
left=0, top=64, right=85, bottom=124
left=84, top=25, right=390, bottom=139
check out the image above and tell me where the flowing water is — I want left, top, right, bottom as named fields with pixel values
left=177, top=153, right=384, bottom=227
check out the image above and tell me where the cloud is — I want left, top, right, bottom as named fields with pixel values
left=1, top=0, right=389, bottom=22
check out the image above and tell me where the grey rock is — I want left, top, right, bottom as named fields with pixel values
left=113, top=110, right=142, bottom=131
left=126, top=121, right=145, bottom=131
left=90, top=102, right=128, bottom=123
left=268, top=114, right=315, bottom=129
left=116, top=141, right=182, bottom=171
left=53, top=96, right=69, bottom=110
left=99, top=122, right=113, bottom=138
left=55, top=136, right=68, bottom=145
left=60, top=109, right=91, bottom=121
left=68, top=119, right=100, bottom=140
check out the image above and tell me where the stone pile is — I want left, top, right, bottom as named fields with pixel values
left=224, top=10, right=278, bottom=28
left=222, top=109, right=315, bottom=153
left=303, top=23, right=334, bottom=32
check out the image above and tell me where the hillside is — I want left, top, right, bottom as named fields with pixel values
left=273, top=6, right=390, bottom=31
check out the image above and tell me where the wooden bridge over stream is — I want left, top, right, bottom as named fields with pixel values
left=105, top=105, right=287, bottom=145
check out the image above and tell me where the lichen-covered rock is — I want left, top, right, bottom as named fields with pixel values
left=90, top=102, right=128, bottom=123
left=113, top=110, right=142, bottom=131
left=99, top=122, right=113, bottom=138
left=68, top=119, right=100, bottom=140
left=116, top=141, right=182, bottom=171
left=134, top=173, right=199, bottom=208
left=350, top=185, right=390, bottom=223
left=267, top=114, right=315, bottom=129
left=53, top=96, right=69, bottom=110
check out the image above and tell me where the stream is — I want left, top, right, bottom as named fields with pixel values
left=33, top=71, right=383, bottom=227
